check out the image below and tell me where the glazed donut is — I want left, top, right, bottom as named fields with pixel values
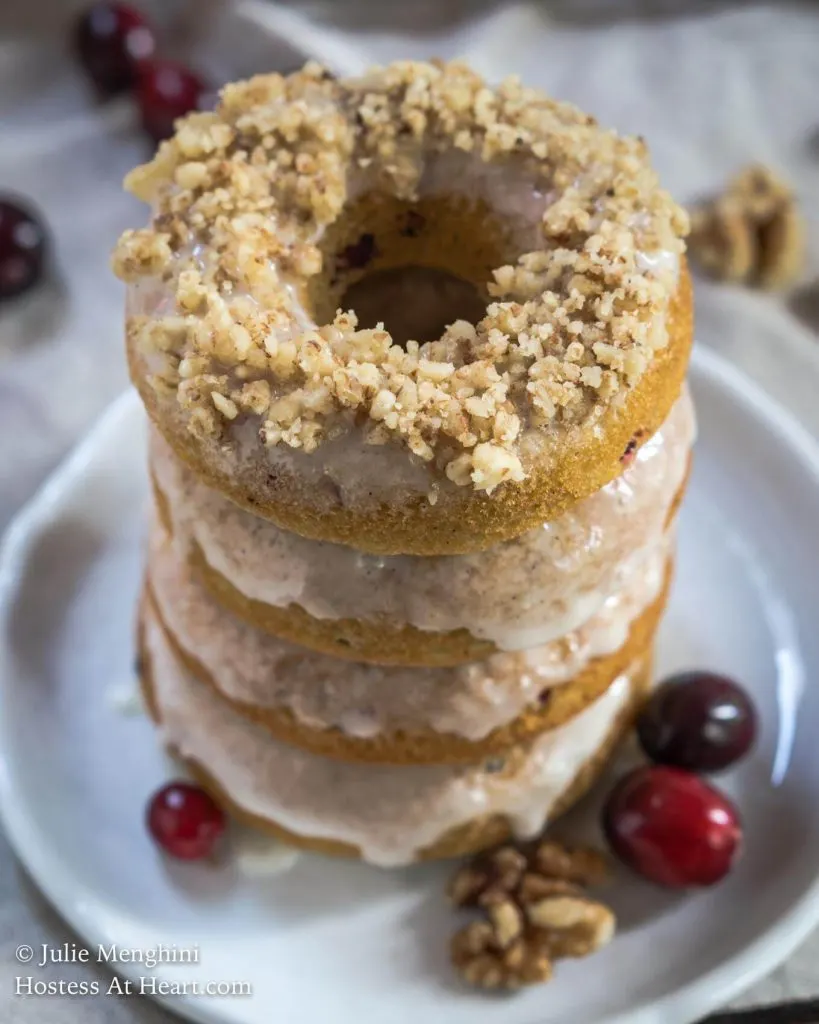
left=145, top=519, right=670, bottom=764
left=138, top=599, right=652, bottom=865
left=151, top=390, right=691, bottom=666
left=113, top=60, right=692, bottom=556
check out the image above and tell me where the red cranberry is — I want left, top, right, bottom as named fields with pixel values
left=0, top=198, right=48, bottom=301
left=603, top=765, right=742, bottom=888
left=146, top=781, right=226, bottom=860
left=137, top=60, right=205, bottom=144
left=637, top=672, right=757, bottom=773
left=74, top=3, right=155, bottom=97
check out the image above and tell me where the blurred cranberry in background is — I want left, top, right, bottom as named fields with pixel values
left=0, top=199, right=48, bottom=302
left=74, top=2, right=156, bottom=97
left=137, top=60, right=206, bottom=143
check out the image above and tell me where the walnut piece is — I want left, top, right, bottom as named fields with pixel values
left=448, top=837, right=615, bottom=991
left=447, top=844, right=527, bottom=908
left=689, top=164, right=804, bottom=290
left=532, top=839, right=609, bottom=884
left=488, top=900, right=524, bottom=948
left=451, top=920, right=553, bottom=990
left=526, top=893, right=616, bottom=957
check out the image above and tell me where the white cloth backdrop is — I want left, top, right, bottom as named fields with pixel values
left=1, top=1, right=819, bottom=1018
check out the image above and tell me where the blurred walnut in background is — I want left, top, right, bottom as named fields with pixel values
left=688, top=165, right=805, bottom=291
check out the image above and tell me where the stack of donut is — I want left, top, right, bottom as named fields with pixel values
left=113, top=60, right=694, bottom=867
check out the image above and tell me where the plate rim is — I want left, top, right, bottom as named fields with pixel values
left=2, top=345, right=819, bottom=1024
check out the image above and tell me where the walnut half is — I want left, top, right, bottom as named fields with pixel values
left=688, top=164, right=804, bottom=290
left=451, top=919, right=553, bottom=991
left=526, top=892, right=616, bottom=958
left=448, top=837, right=615, bottom=991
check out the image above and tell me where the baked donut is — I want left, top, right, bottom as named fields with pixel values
left=145, top=519, right=670, bottom=764
left=113, top=60, right=692, bottom=556
left=151, top=389, right=692, bottom=667
left=138, top=600, right=652, bottom=864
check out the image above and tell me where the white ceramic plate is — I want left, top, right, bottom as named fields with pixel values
left=2, top=346, right=819, bottom=1024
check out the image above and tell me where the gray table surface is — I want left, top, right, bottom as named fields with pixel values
left=2, top=1, right=819, bottom=1019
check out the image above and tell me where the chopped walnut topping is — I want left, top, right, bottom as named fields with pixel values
left=448, top=837, right=615, bottom=990
left=689, top=164, right=804, bottom=290
left=113, top=60, right=687, bottom=490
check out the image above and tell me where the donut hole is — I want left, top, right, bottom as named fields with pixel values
left=306, top=191, right=524, bottom=345
left=340, top=265, right=486, bottom=347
